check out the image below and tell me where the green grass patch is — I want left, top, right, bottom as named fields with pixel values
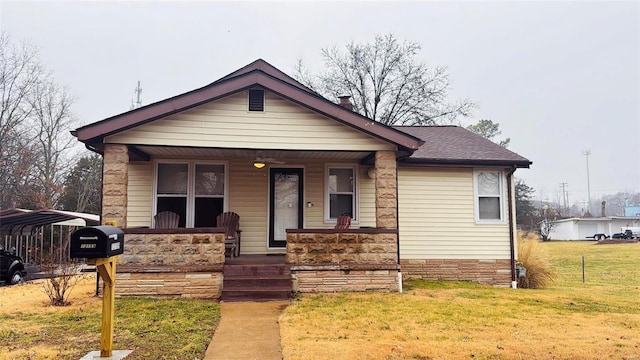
left=0, top=297, right=219, bottom=360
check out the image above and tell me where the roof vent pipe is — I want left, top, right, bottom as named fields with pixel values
left=338, top=95, right=354, bottom=111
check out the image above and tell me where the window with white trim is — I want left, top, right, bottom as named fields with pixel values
left=474, top=170, right=504, bottom=222
left=326, top=165, right=357, bottom=222
left=155, top=161, right=226, bottom=227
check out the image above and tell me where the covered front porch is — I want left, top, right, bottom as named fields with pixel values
left=107, top=145, right=402, bottom=299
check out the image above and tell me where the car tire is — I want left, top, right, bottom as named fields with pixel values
left=9, top=270, right=24, bottom=285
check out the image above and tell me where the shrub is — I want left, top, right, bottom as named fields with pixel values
left=517, top=236, right=557, bottom=289
left=41, top=241, right=86, bottom=306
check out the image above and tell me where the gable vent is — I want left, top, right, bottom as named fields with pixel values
left=248, top=89, right=265, bottom=111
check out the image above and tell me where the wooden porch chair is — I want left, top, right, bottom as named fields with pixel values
left=335, top=214, right=351, bottom=230
left=217, top=212, right=241, bottom=257
left=154, top=211, right=180, bottom=229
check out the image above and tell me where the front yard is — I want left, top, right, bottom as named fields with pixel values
left=280, top=241, right=640, bottom=359
left=1, top=241, right=638, bottom=359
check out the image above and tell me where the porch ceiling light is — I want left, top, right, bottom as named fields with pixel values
left=253, top=161, right=266, bottom=169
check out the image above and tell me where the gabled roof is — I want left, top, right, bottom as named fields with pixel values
left=394, top=126, right=532, bottom=168
left=73, top=59, right=423, bottom=153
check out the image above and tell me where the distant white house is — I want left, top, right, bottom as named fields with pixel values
left=549, top=216, right=640, bottom=240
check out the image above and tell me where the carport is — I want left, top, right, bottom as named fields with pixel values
left=0, top=208, right=99, bottom=265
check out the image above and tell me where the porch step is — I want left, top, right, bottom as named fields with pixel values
left=221, top=262, right=292, bottom=302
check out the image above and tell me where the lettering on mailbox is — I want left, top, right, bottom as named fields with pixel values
left=80, top=243, right=97, bottom=249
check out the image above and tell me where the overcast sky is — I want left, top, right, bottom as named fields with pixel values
left=2, top=1, right=639, bottom=209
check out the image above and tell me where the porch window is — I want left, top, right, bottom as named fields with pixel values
left=326, top=165, right=357, bottom=222
left=474, top=170, right=504, bottom=222
left=155, top=161, right=226, bottom=228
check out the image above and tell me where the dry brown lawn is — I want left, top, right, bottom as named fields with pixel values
left=0, top=278, right=100, bottom=359
left=280, top=240, right=640, bottom=360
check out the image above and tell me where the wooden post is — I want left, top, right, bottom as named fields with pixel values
left=87, top=256, right=118, bottom=358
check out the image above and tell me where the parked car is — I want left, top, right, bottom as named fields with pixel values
left=612, top=230, right=635, bottom=240
left=0, top=245, right=26, bottom=285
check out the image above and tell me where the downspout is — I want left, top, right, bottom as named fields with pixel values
left=507, top=166, right=517, bottom=289
left=396, top=158, right=402, bottom=293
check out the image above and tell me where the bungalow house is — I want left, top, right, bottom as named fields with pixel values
left=73, top=59, right=531, bottom=299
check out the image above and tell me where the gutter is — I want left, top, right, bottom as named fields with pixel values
left=506, top=166, right=518, bottom=289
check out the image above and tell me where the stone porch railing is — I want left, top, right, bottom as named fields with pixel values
left=116, top=228, right=226, bottom=299
left=285, top=228, right=400, bottom=293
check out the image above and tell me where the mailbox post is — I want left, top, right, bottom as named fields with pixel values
left=71, top=226, right=124, bottom=358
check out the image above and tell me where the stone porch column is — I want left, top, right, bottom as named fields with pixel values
left=374, top=150, right=397, bottom=229
left=102, top=144, right=129, bottom=227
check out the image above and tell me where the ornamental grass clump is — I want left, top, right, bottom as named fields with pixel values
left=517, top=236, right=557, bottom=289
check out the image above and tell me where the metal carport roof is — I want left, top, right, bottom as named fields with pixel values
left=0, top=208, right=100, bottom=235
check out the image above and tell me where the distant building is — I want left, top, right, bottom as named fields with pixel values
left=549, top=216, right=640, bottom=240
left=624, top=204, right=640, bottom=217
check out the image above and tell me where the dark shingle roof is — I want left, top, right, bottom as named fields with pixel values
left=394, top=126, right=531, bottom=168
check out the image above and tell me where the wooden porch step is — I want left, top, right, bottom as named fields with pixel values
left=221, top=261, right=292, bottom=302
left=223, top=276, right=292, bottom=288
left=223, top=264, right=291, bottom=277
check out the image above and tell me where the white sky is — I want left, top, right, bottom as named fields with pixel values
left=2, top=1, right=639, bottom=207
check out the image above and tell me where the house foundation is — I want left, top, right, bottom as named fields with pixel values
left=400, top=259, right=512, bottom=286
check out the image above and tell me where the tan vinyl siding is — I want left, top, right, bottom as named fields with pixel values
left=398, top=168, right=511, bottom=260
left=227, top=159, right=270, bottom=254
left=106, top=92, right=394, bottom=151
left=127, top=162, right=153, bottom=227
left=358, top=166, right=376, bottom=227
left=302, top=161, right=326, bottom=228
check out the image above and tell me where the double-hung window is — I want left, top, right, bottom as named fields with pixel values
left=326, top=165, right=357, bottom=222
left=155, top=161, right=226, bottom=227
left=474, top=170, right=504, bottom=222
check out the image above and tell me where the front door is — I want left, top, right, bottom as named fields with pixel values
left=269, top=168, right=303, bottom=248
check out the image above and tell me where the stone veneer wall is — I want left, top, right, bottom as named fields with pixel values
left=374, top=150, right=397, bottom=229
left=102, top=144, right=128, bottom=228
left=286, top=230, right=400, bottom=293
left=116, top=229, right=225, bottom=299
left=400, top=259, right=512, bottom=286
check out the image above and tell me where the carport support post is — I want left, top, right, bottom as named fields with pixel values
left=87, top=256, right=117, bottom=358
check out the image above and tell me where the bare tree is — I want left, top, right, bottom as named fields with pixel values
left=295, top=34, right=475, bottom=125
left=0, top=33, right=44, bottom=208
left=29, top=80, right=77, bottom=208
left=0, top=32, right=77, bottom=209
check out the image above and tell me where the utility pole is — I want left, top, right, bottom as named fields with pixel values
left=560, top=182, right=568, bottom=216
left=582, top=150, right=591, bottom=215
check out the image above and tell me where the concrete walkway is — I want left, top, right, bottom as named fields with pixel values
left=204, top=301, right=290, bottom=360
